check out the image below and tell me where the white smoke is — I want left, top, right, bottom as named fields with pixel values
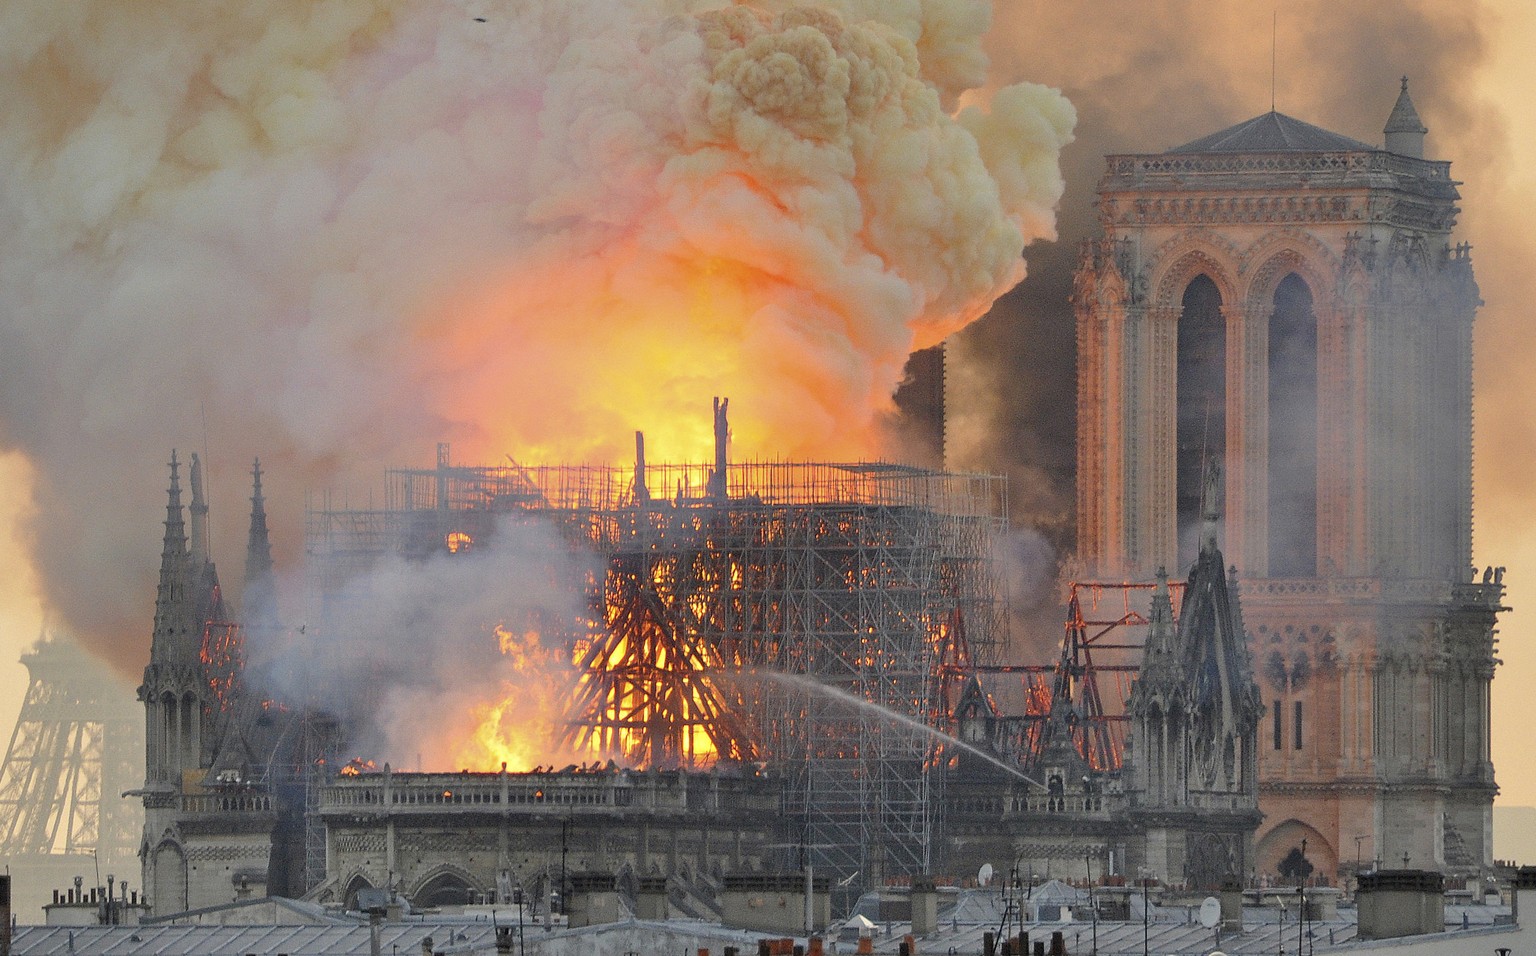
left=0, top=1, right=1072, bottom=668
left=247, top=515, right=593, bottom=770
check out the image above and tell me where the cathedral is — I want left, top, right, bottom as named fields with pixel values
left=129, top=80, right=1505, bottom=918
left=1073, top=80, right=1505, bottom=882
left=134, top=453, right=782, bottom=915
left=133, top=452, right=1265, bottom=914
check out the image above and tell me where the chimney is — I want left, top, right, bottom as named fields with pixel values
left=1219, top=879, right=1243, bottom=931
left=1512, top=866, right=1536, bottom=924
left=910, top=877, right=938, bottom=937
left=1, top=874, right=12, bottom=956
left=1356, top=869, right=1443, bottom=940
left=634, top=876, right=668, bottom=921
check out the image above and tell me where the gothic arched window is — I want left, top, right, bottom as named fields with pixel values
left=1268, top=273, right=1318, bottom=577
left=415, top=871, right=476, bottom=907
left=1177, top=274, right=1225, bottom=568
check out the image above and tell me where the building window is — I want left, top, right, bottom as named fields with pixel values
left=1273, top=706, right=1283, bottom=751
left=1176, top=274, right=1226, bottom=568
left=1268, top=272, right=1318, bottom=577
left=1293, top=700, right=1304, bottom=750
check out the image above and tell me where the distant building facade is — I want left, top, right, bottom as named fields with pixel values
left=312, top=767, right=779, bottom=912
left=1072, top=82, right=1505, bottom=881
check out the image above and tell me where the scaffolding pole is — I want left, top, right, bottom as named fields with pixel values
left=305, top=456, right=1006, bottom=899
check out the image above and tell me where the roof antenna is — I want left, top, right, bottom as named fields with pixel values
left=1271, top=10, right=1277, bottom=113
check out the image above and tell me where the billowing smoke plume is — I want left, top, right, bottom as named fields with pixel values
left=248, top=516, right=594, bottom=770
left=0, top=1, right=1073, bottom=670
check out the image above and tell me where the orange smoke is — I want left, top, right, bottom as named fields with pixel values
left=415, top=4, right=1074, bottom=465
left=0, top=0, right=1073, bottom=687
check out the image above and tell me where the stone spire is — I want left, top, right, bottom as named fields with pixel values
left=1136, top=567, right=1181, bottom=691
left=150, top=451, right=193, bottom=665
left=1148, top=567, right=1175, bottom=638
left=1037, top=636, right=1090, bottom=774
left=243, top=458, right=276, bottom=627
left=1384, top=76, right=1427, bottom=159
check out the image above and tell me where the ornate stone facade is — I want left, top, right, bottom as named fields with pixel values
left=1073, top=88, right=1505, bottom=882
left=312, top=767, right=781, bottom=911
left=945, top=489, right=1263, bottom=890
left=137, top=456, right=290, bottom=915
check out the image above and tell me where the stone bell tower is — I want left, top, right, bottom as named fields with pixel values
left=1073, top=80, right=1504, bottom=882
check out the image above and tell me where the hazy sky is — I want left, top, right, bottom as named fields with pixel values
left=1, top=0, right=1534, bottom=831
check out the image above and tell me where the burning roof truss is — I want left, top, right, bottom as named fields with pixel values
left=304, top=445, right=1006, bottom=888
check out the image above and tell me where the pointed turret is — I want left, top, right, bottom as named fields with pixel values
left=243, top=459, right=276, bottom=628
left=184, top=453, right=229, bottom=632
left=1037, top=656, right=1090, bottom=775
left=1149, top=567, right=1174, bottom=632
left=143, top=451, right=208, bottom=787
left=150, top=451, right=194, bottom=665
left=1384, top=76, right=1427, bottom=159
left=1138, top=567, right=1180, bottom=686
left=1128, top=462, right=1262, bottom=820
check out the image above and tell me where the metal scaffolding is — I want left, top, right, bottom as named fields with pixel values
left=305, top=443, right=1006, bottom=894
left=950, top=580, right=1184, bottom=776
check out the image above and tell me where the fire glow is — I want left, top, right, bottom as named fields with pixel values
left=346, top=447, right=1007, bottom=778
left=425, top=5, right=1075, bottom=469
left=450, top=625, right=578, bottom=773
left=0, top=1, right=1074, bottom=717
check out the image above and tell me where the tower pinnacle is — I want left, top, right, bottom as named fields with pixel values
left=243, top=459, right=276, bottom=627
left=151, top=452, right=193, bottom=664
left=1200, top=458, right=1222, bottom=556
left=1384, top=76, right=1427, bottom=158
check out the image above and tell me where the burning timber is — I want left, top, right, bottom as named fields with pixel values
left=304, top=418, right=1008, bottom=894
left=130, top=435, right=1279, bottom=929
left=135, top=413, right=1268, bottom=919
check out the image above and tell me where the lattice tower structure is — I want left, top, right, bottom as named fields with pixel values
left=0, top=637, right=142, bottom=864
left=305, top=451, right=1007, bottom=894
left=300, top=712, right=344, bottom=894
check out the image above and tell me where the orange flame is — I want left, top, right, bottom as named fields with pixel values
left=448, top=623, right=583, bottom=772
